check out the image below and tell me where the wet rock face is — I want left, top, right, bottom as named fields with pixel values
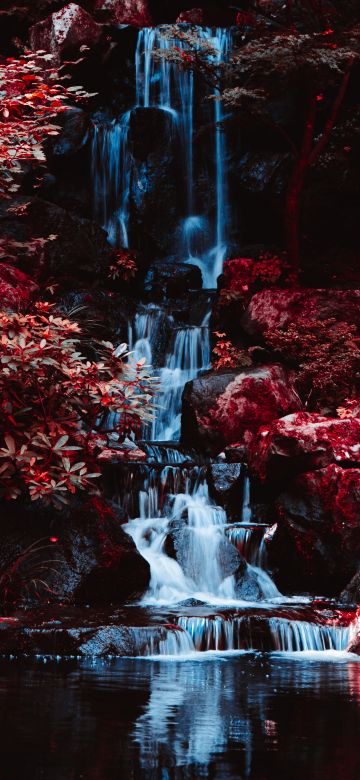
left=208, top=463, right=243, bottom=514
left=249, top=412, right=360, bottom=483
left=94, top=0, right=152, bottom=26
left=29, top=3, right=102, bottom=63
left=0, top=499, right=150, bottom=607
left=234, top=568, right=264, bottom=602
left=268, top=465, right=360, bottom=596
left=50, top=108, right=89, bottom=160
left=181, top=365, right=302, bottom=454
left=129, top=107, right=181, bottom=257
left=144, top=262, right=202, bottom=298
left=242, top=288, right=360, bottom=339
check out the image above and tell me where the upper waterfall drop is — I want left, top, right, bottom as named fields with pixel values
left=92, top=26, right=232, bottom=288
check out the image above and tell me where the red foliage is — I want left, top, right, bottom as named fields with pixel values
left=212, top=331, right=252, bottom=370
left=0, top=263, right=39, bottom=309
left=0, top=306, right=157, bottom=506
left=219, top=252, right=292, bottom=307
left=0, top=50, right=92, bottom=198
left=198, top=365, right=302, bottom=449
left=108, top=249, right=138, bottom=283
left=266, top=316, right=360, bottom=411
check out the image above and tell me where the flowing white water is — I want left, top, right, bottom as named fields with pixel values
left=268, top=619, right=350, bottom=653
left=125, top=470, right=281, bottom=607
left=152, top=318, right=211, bottom=441
left=92, top=112, right=131, bottom=246
left=93, top=26, right=232, bottom=288
left=175, top=616, right=350, bottom=653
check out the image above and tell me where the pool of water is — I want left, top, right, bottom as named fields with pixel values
left=0, top=653, right=359, bottom=779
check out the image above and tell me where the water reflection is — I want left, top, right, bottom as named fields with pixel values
left=0, top=655, right=359, bottom=779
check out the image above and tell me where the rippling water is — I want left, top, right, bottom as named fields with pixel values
left=0, top=654, right=359, bottom=779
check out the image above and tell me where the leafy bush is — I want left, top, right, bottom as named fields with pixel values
left=266, top=316, right=360, bottom=410
left=0, top=305, right=157, bottom=506
left=0, top=50, right=92, bottom=198
left=212, top=331, right=252, bottom=370
left=219, top=252, right=292, bottom=307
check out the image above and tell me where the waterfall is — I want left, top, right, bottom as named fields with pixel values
left=92, top=26, right=232, bottom=288
left=92, top=113, right=131, bottom=246
left=125, top=470, right=281, bottom=606
left=152, top=318, right=211, bottom=441
left=176, top=616, right=350, bottom=653
left=226, top=526, right=267, bottom=568
left=125, top=474, right=236, bottom=604
left=268, top=618, right=350, bottom=653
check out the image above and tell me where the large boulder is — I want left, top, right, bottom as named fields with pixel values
left=50, top=107, right=90, bottom=160
left=181, top=365, right=302, bottom=453
left=29, top=3, right=102, bottom=63
left=242, top=288, right=360, bottom=339
left=0, top=263, right=38, bottom=310
left=0, top=498, right=150, bottom=606
left=249, top=412, right=360, bottom=483
left=94, top=0, right=152, bottom=26
left=268, top=465, right=360, bottom=595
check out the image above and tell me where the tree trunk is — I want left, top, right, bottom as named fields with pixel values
left=284, top=94, right=317, bottom=272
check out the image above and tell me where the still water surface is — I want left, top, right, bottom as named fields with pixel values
left=0, top=654, right=359, bottom=780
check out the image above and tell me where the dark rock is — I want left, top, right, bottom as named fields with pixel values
left=234, top=567, right=265, bottom=602
left=208, top=463, right=243, bottom=514
left=209, top=463, right=242, bottom=494
left=224, top=443, right=249, bottom=463
left=94, top=0, right=152, bottom=26
left=0, top=498, right=150, bottom=607
left=0, top=616, right=173, bottom=657
left=268, top=465, right=360, bottom=596
left=181, top=365, right=302, bottom=454
left=144, top=261, right=202, bottom=298
left=347, top=611, right=360, bottom=655
left=29, top=3, right=102, bottom=63
left=50, top=107, right=90, bottom=159
left=340, top=571, right=360, bottom=606
left=249, top=412, right=360, bottom=483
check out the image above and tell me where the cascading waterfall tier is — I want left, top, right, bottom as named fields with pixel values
left=125, top=466, right=281, bottom=607
left=92, top=26, right=232, bottom=287
left=126, top=303, right=211, bottom=441
left=176, top=615, right=350, bottom=653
